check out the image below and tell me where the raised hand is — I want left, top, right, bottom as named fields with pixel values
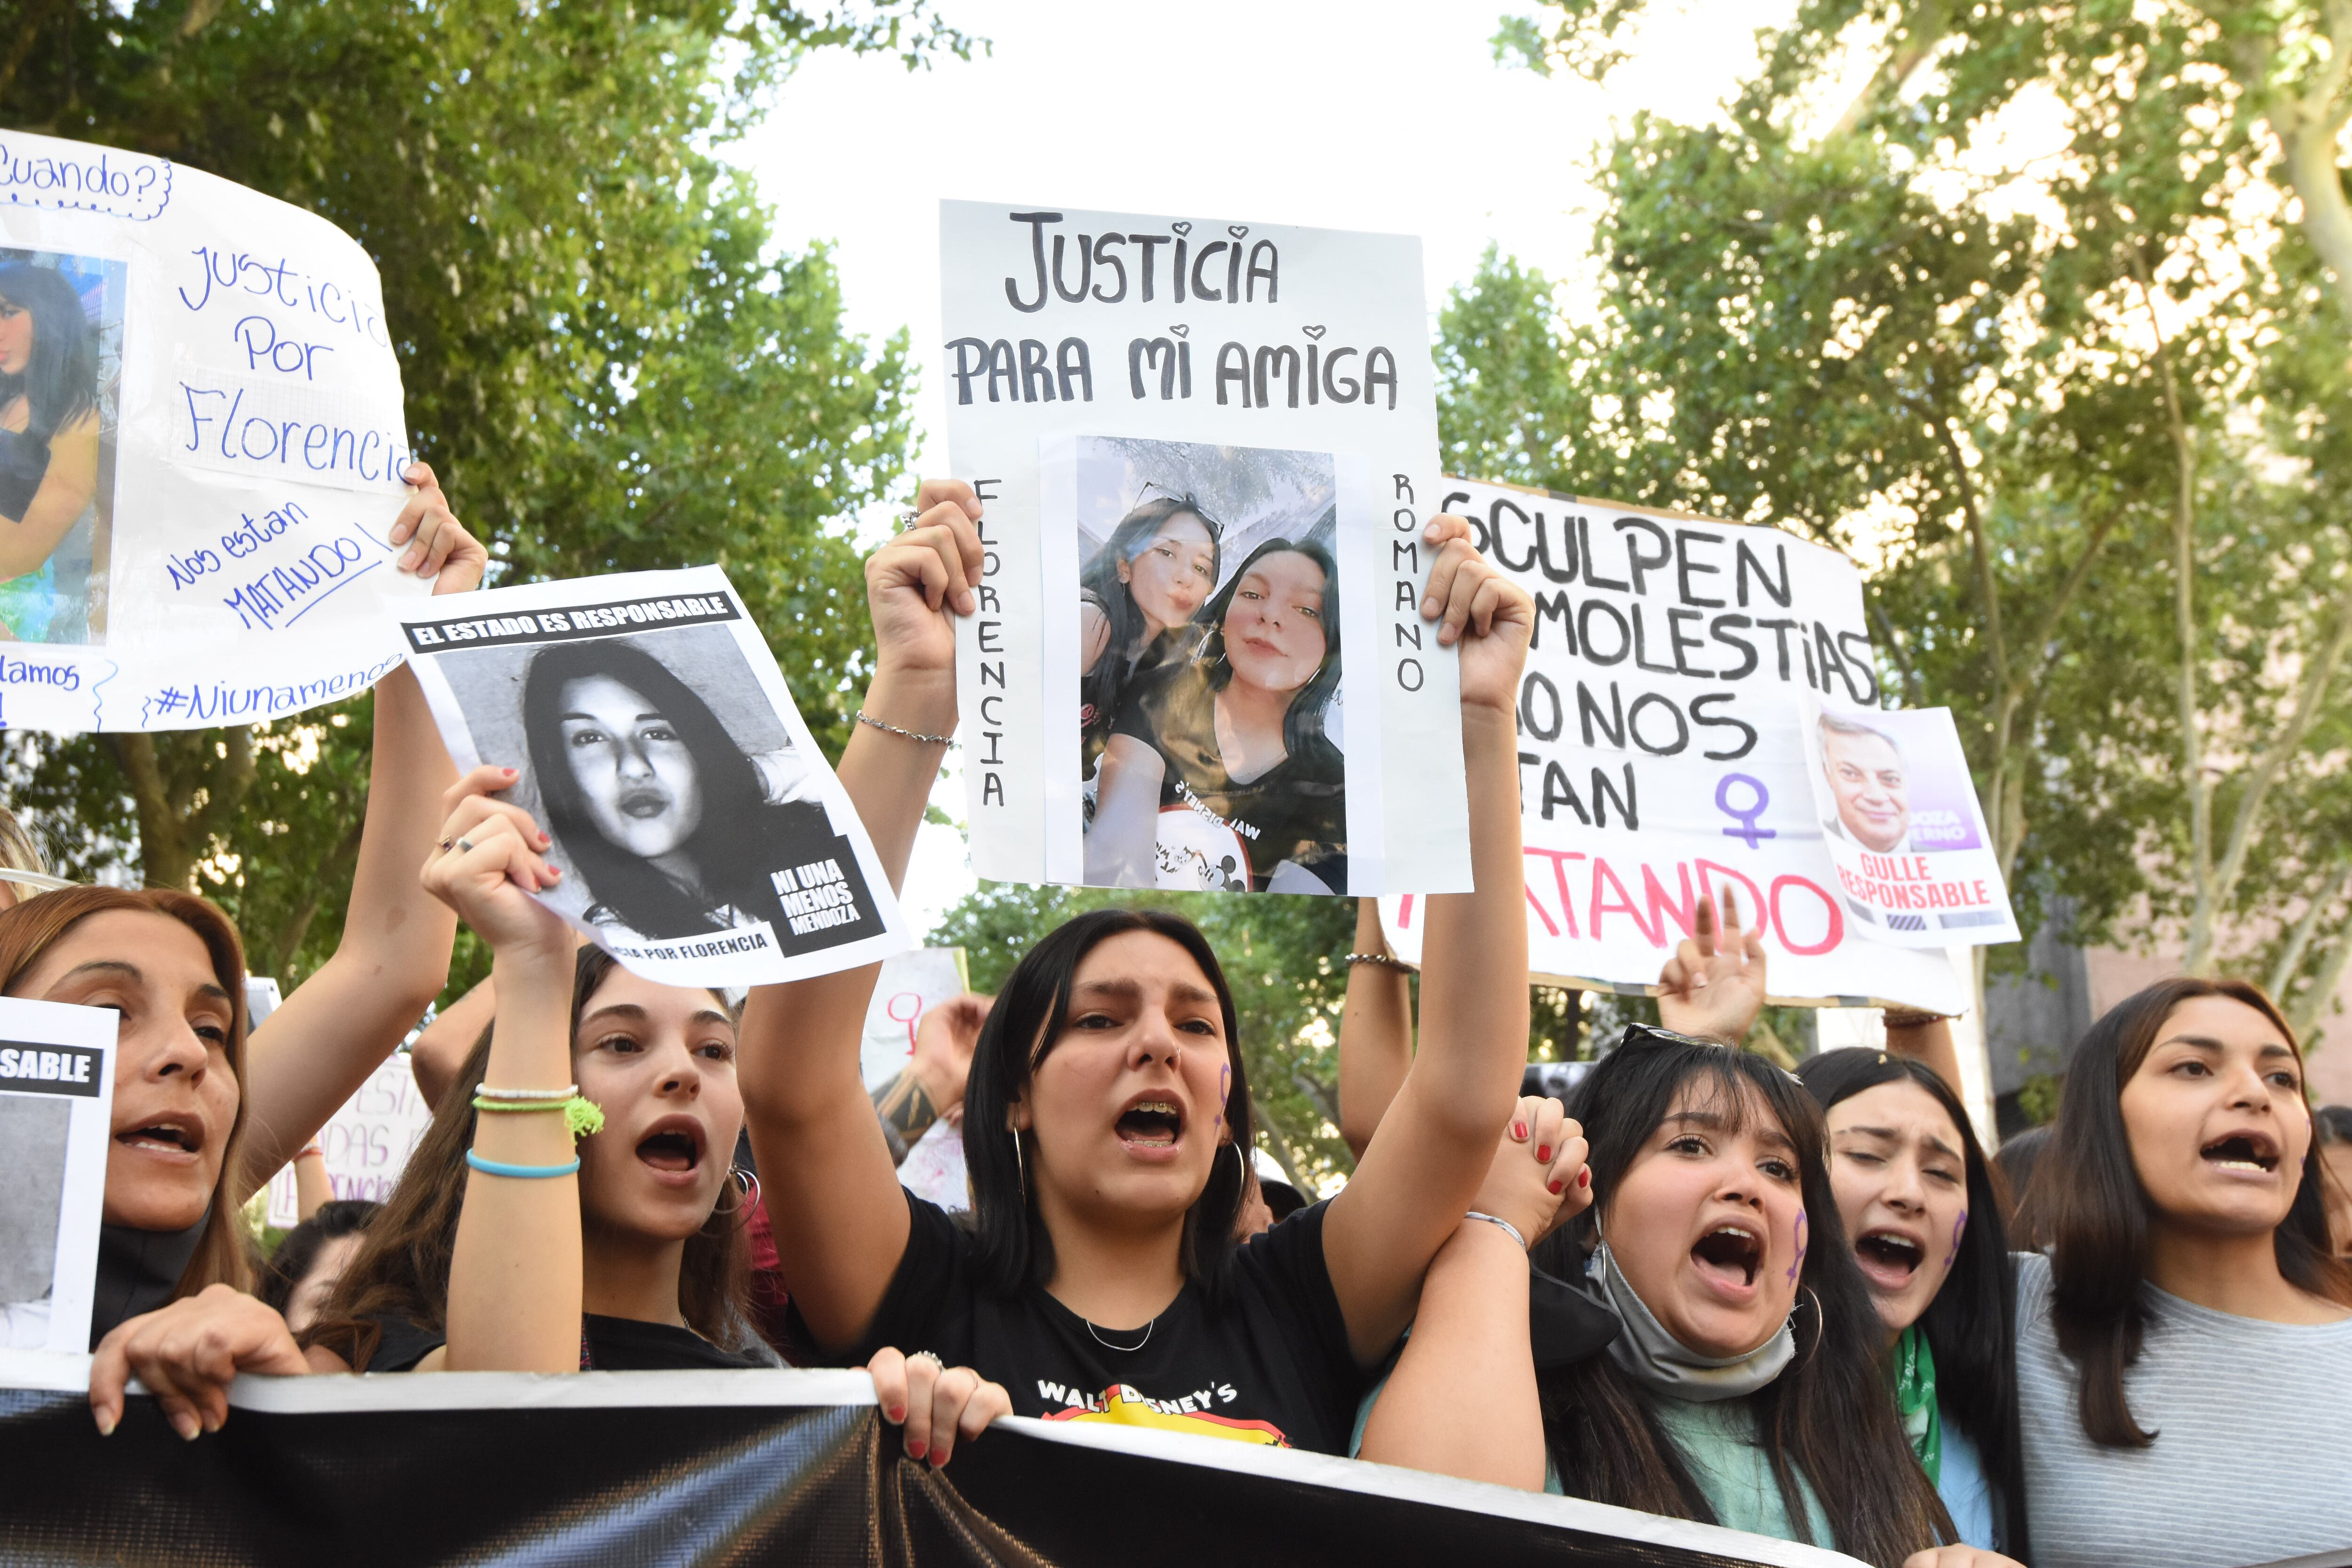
left=1476, top=1094, right=1592, bottom=1248
left=911, top=992, right=992, bottom=1123
left=418, top=765, right=572, bottom=963
left=89, top=1285, right=309, bottom=1440
left=390, top=461, right=489, bottom=595
left=1656, top=887, right=1768, bottom=1044
left=1417, top=513, right=1535, bottom=717
left=866, top=1346, right=1013, bottom=1468
left=867, top=479, right=985, bottom=681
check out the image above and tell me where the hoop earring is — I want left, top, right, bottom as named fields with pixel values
left=1796, top=1286, right=1823, bottom=1365
left=1012, top=1128, right=1026, bottom=1200
left=1231, top=1141, right=1247, bottom=1186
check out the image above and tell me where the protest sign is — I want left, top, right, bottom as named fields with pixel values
left=263, top=1051, right=434, bottom=1230
left=0, top=998, right=115, bottom=1361
left=0, top=129, right=428, bottom=731
left=1798, top=693, right=2019, bottom=947
left=859, top=946, right=972, bottom=1090
left=394, top=566, right=910, bottom=986
left=938, top=201, right=1468, bottom=897
left=0, top=1371, right=1861, bottom=1568
left=1381, top=478, right=1971, bottom=1012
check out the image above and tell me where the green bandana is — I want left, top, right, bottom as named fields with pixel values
left=1892, top=1323, right=1941, bottom=1487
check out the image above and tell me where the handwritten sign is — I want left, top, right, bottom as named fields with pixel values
left=1380, top=478, right=1975, bottom=1012
left=859, top=947, right=972, bottom=1090
left=938, top=201, right=1467, bottom=896
left=264, top=1051, right=434, bottom=1230
left=0, top=130, right=422, bottom=731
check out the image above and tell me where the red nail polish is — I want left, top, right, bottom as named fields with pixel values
left=1549, top=1178, right=1565, bottom=1194
left=1578, top=1168, right=1591, bottom=1189
left=1512, top=1121, right=1526, bottom=1140
left=888, top=1406, right=905, bottom=1422
left=1537, top=1145, right=1551, bottom=1163
left=906, top=1440, right=927, bottom=1459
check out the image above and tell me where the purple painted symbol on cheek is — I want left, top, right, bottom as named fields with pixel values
left=1942, top=1210, right=1967, bottom=1271
left=1786, top=1210, right=1808, bottom=1285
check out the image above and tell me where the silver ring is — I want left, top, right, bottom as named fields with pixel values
left=454, top=836, right=476, bottom=854
left=905, top=1349, right=943, bottom=1371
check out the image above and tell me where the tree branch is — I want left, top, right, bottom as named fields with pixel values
left=2269, top=860, right=2350, bottom=1001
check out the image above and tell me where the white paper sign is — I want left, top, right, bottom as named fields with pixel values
left=1380, top=478, right=1971, bottom=1012
left=0, top=998, right=117, bottom=1361
left=859, top=946, right=971, bottom=1091
left=898, top=1119, right=970, bottom=1214
left=394, top=566, right=911, bottom=986
left=263, top=1051, right=435, bottom=1230
left=1796, top=693, right=2019, bottom=947
left=938, top=200, right=1467, bottom=895
left=0, top=130, right=426, bottom=731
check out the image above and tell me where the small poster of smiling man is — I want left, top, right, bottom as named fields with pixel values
left=394, top=566, right=911, bottom=986
left=1797, top=692, right=2018, bottom=948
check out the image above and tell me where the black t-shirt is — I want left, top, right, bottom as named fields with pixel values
left=364, top=1312, right=771, bottom=1372
left=1107, top=661, right=1346, bottom=892
left=815, top=1191, right=1368, bottom=1454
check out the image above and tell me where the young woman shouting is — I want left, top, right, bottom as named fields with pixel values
left=744, top=515, right=1538, bottom=1451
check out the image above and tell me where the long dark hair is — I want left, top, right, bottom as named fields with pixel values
left=1531, top=1035, right=1952, bottom=1568
left=0, top=885, right=253, bottom=1300
left=1193, top=532, right=1343, bottom=767
left=0, top=263, right=98, bottom=442
left=963, top=908, right=1253, bottom=1305
left=1798, top=1049, right=2026, bottom=1558
left=1079, top=494, right=1221, bottom=731
left=522, top=637, right=785, bottom=939
left=2019, top=977, right=2352, bottom=1447
left=259, top=1200, right=379, bottom=1316
left=302, top=947, right=755, bottom=1367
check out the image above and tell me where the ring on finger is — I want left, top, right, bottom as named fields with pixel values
left=453, top=836, right=476, bottom=855
left=905, top=1349, right=944, bottom=1372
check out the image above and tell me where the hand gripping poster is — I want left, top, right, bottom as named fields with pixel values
left=938, top=202, right=1469, bottom=896
left=394, top=567, right=910, bottom=986
left=0, top=997, right=116, bottom=1364
left=1380, top=478, right=1977, bottom=1012
left=1797, top=692, right=2020, bottom=948
left=0, top=129, right=430, bottom=730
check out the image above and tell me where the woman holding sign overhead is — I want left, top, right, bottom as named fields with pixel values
left=0, top=263, right=102, bottom=642
left=741, top=506, right=1540, bottom=1457
left=1086, top=535, right=1346, bottom=894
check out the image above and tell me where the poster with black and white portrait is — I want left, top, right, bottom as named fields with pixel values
left=1052, top=434, right=1356, bottom=894
left=940, top=201, right=1467, bottom=895
left=394, top=566, right=910, bottom=987
left=0, top=998, right=115, bottom=1372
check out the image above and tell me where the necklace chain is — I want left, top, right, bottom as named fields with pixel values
left=1084, top=1314, right=1155, bottom=1353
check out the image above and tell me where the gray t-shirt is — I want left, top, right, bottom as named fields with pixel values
left=2015, top=1250, right=2352, bottom=1568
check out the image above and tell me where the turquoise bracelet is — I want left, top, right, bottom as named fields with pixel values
left=465, top=1149, right=581, bottom=1179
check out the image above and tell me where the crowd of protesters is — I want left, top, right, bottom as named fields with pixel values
left=8, top=469, right=2347, bottom=1568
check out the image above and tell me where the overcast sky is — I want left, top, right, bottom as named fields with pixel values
left=732, top=0, right=1793, bottom=932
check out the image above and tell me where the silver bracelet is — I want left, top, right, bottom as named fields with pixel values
left=855, top=709, right=953, bottom=746
left=1343, top=951, right=1411, bottom=971
left=1463, top=1210, right=1528, bottom=1250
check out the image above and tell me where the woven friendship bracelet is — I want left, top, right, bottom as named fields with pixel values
left=474, top=1084, right=580, bottom=1101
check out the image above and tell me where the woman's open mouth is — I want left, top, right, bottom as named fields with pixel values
left=1689, top=1223, right=1763, bottom=1291
left=1115, top=1097, right=1185, bottom=1156
left=619, top=787, right=670, bottom=820
left=117, top=1118, right=204, bottom=1162
left=1854, top=1229, right=1925, bottom=1290
left=2200, top=1132, right=2279, bottom=1175
left=635, top=1116, right=707, bottom=1180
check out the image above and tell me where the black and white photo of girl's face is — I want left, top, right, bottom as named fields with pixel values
left=559, top=675, right=705, bottom=860
left=1119, top=510, right=1217, bottom=634
left=1223, top=550, right=1327, bottom=693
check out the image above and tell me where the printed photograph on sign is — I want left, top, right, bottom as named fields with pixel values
left=1799, top=692, right=2019, bottom=948
left=396, top=567, right=911, bottom=986
left=0, top=247, right=124, bottom=645
left=0, top=999, right=117, bottom=1364
left=1070, top=436, right=1348, bottom=895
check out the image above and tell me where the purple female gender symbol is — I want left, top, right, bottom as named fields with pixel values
left=1942, top=1210, right=1968, bottom=1271
left=1786, top=1209, right=1809, bottom=1284
left=1716, top=774, right=1777, bottom=849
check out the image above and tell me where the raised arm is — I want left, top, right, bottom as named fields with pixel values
left=236, top=465, right=488, bottom=1194
left=1322, top=518, right=1536, bottom=1365
left=1883, top=1009, right=1965, bottom=1099
left=421, top=772, right=584, bottom=1372
left=1083, top=735, right=1163, bottom=887
left=1336, top=898, right=1414, bottom=1158
left=739, top=481, right=980, bottom=1353
left=1654, top=889, right=1768, bottom=1044
left=408, top=974, right=500, bottom=1112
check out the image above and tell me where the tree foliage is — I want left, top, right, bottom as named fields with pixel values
left=0, top=0, right=967, bottom=985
